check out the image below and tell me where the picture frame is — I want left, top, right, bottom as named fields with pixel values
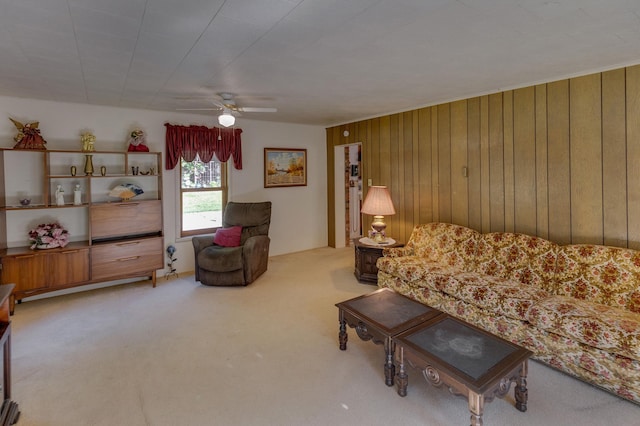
left=264, top=148, right=307, bottom=188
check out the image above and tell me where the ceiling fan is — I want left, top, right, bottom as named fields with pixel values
left=178, top=93, right=277, bottom=127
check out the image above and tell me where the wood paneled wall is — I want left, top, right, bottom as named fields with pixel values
left=326, top=64, right=640, bottom=249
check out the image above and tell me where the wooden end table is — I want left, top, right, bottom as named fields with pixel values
left=0, top=284, right=18, bottom=423
left=394, top=315, right=532, bottom=426
left=353, top=237, right=403, bottom=284
left=336, top=288, right=443, bottom=386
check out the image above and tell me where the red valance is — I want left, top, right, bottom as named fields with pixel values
left=164, top=123, right=242, bottom=170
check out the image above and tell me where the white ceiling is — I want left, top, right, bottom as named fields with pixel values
left=1, top=0, right=640, bottom=127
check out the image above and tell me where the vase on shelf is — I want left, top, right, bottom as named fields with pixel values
left=70, top=166, right=77, bottom=176
left=84, top=155, right=94, bottom=176
left=100, top=166, right=106, bottom=176
left=74, top=184, right=82, bottom=205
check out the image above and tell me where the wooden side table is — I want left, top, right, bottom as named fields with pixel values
left=0, top=284, right=18, bottom=423
left=353, top=238, right=403, bottom=284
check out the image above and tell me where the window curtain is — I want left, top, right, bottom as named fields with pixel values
left=164, top=123, right=243, bottom=170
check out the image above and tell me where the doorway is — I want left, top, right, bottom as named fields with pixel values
left=333, top=143, right=362, bottom=248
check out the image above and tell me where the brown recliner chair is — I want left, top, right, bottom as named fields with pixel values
left=192, top=201, right=271, bottom=286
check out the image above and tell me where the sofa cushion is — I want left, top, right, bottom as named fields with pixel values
left=376, top=256, right=461, bottom=283
left=527, top=295, right=640, bottom=361
left=433, top=271, right=551, bottom=321
left=475, top=232, right=558, bottom=292
left=553, top=244, right=640, bottom=312
left=404, top=223, right=480, bottom=271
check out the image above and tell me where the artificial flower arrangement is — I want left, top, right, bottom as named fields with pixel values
left=28, top=222, right=70, bottom=249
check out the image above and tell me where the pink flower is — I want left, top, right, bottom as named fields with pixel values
left=28, top=222, right=70, bottom=249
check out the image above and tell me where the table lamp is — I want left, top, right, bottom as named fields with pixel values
left=361, top=185, right=396, bottom=243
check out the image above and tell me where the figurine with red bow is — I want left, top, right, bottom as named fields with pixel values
left=127, top=129, right=149, bottom=152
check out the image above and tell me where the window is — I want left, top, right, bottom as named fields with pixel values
left=180, top=155, right=227, bottom=237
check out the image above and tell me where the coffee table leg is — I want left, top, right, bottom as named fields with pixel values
left=384, top=337, right=395, bottom=386
left=338, top=311, right=348, bottom=350
left=468, top=392, right=485, bottom=426
left=396, top=346, right=408, bottom=397
left=515, top=360, right=528, bottom=412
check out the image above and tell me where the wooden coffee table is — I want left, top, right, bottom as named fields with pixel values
left=394, top=315, right=532, bottom=426
left=336, top=288, right=443, bottom=386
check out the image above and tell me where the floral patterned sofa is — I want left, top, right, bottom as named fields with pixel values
left=377, top=222, right=640, bottom=404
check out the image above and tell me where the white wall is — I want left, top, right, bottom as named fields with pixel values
left=0, top=96, right=327, bottom=276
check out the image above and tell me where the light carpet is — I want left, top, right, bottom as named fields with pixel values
left=10, top=247, right=640, bottom=425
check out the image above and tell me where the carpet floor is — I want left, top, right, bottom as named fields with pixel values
left=10, top=246, right=640, bottom=425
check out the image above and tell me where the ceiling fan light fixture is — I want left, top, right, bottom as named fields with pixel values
left=218, top=110, right=235, bottom=127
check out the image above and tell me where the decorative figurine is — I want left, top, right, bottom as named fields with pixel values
left=73, top=184, right=82, bottom=205
left=55, top=185, right=65, bottom=206
left=81, top=132, right=96, bottom=152
left=127, top=129, right=149, bottom=152
left=9, top=118, right=47, bottom=150
left=165, top=245, right=178, bottom=279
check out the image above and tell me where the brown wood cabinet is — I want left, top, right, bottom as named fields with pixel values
left=353, top=238, right=403, bottom=284
left=1, top=251, right=49, bottom=293
left=0, top=149, right=163, bottom=314
left=1, top=244, right=90, bottom=304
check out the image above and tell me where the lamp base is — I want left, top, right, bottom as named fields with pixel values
left=370, top=215, right=387, bottom=242
left=371, top=231, right=388, bottom=243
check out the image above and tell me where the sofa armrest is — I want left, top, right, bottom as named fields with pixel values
left=382, top=246, right=414, bottom=258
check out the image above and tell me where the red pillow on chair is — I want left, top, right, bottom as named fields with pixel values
left=213, top=226, right=242, bottom=247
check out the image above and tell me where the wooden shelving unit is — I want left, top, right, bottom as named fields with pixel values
left=0, top=148, right=164, bottom=314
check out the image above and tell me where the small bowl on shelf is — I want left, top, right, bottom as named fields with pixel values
left=19, top=198, right=31, bottom=206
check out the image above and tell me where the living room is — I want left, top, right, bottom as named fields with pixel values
left=2, top=1, right=640, bottom=425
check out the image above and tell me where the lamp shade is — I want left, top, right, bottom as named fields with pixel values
left=361, top=186, right=396, bottom=216
left=218, top=111, right=235, bottom=127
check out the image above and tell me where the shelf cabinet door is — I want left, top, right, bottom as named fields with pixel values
left=91, top=200, right=162, bottom=240
left=1, top=253, right=48, bottom=293
left=48, top=249, right=90, bottom=286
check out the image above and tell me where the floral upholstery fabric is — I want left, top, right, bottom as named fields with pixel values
left=377, top=222, right=640, bottom=404
left=475, top=232, right=559, bottom=291
left=381, top=246, right=412, bottom=258
left=433, top=271, right=551, bottom=321
left=527, top=295, right=640, bottom=361
left=379, top=271, right=640, bottom=403
left=553, top=244, right=640, bottom=312
left=375, top=256, right=460, bottom=283
left=404, top=223, right=479, bottom=271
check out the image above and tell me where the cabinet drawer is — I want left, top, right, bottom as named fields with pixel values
left=91, top=200, right=162, bottom=240
left=91, top=237, right=163, bottom=281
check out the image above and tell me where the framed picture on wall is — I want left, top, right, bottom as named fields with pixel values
left=264, top=148, right=307, bottom=188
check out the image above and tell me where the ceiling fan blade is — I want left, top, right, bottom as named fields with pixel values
left=238, top=107, right=277, bottom=113
left=176, top=108, right=219, bottom=111
left=211, top=99, right=227, bottom=109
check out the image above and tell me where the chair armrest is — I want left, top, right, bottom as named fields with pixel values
left=242, top=235, right=271, bottom=283
left=192, top=235, right=214, bottom=254
left=243, top=235, right=270, bottom=256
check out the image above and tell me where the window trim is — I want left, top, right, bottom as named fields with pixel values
left=179, top=158, right=228, bottom=238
